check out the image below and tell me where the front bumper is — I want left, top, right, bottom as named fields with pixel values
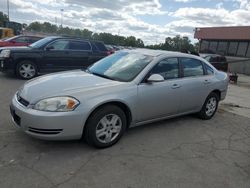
left=10, top=95, right=88, bottom=140
left=0, top=58, right=15, bottom=74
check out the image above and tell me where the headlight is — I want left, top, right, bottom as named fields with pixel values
left=0, top=50, right=11, bottom=58
left=34, top=97, right=80, bottom=112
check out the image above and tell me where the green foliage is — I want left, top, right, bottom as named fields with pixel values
left=0, top=12, right=9, bottom=27
left=25, top=21, right=145, bottom=47
left=146, top=35, right=196, bottom=52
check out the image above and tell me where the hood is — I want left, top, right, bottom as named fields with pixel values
left=18, top=70, right=122, bottom=103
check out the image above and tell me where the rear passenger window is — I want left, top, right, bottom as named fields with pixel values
left=15, top=37, right=28, bottom=43
left=151, top=58, right=179, bottom=80
left=94, top=42, right=107, bottom=51
left=69, top=41, right=91, bottom=50
left=180, top=58, right=204, bottom=77
left=205, top=64, right=214, bottom=75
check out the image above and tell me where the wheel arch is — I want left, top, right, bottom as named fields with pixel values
left=210, top=89, right=221, bottom=100
left=84, top=100, right=133, bottom=131
left=15, top=58, right=39, bottom=72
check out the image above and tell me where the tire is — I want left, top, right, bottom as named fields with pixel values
left=16, top=60, right=37, bottom=79
left=198, top=92, right=219, bottom=120
left=84, top=105, right=127, bottom=148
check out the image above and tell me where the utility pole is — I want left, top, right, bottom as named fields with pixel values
left=60, top=9, right=64, bottom=27
left=7, top=0, right=10, bottom=21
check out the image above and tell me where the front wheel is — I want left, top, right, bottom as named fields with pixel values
left=198, top=92, right=219, bottom=120
left=16, top=61, right=37, bottom=79
left=84, top=105, right=127, bottom=148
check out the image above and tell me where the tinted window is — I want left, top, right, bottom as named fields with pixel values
left=205, top=64, right=214, bottom=75
left=29, top=37, right=41, bottom=43
left=200, top=41, right=209, bottom=52
left=151, top=58, right=179, bottom=80
left=69, top=41, right=91, bottom=50
left=180, top=58, right=204, bottom=77
left=246, top=43, right=250, bottom=57
left=94, top=42, right=107, bottom=51
left=15, top=37, right=28, bottom=43
left=237, top=42, right=248, bottom=57
left=228, top=42, right=238, bottom=56
left=47, top=40, right=69, bottom=50
left=208, top=41, right=218, bottom=53
left=217, top=42, right=227, bottom=55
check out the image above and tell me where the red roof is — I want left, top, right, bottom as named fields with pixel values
left=194, top=26, right=250, bottom=40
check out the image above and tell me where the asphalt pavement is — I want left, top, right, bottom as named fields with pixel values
left=0, top=73, right=249, bottom=188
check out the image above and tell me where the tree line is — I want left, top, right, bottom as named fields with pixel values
left=1, top=11, right=197, bottom=51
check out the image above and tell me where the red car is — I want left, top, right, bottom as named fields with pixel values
left=0, top=35, right=42, bottom=47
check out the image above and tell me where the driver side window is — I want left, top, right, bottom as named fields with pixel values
left=151, top=58, right=179, bottom=80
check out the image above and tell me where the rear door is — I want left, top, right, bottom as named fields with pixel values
left=178, top=57, right=211, bottom=113
left=67, top=40, right=92, bottom=69
left=88, top=41, right=108, bottom=65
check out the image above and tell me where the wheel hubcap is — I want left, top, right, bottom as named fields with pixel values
left=96, top=114, right=122, bottom=144
left=19, top=64, right=36, bottom=78
left=205, top=97, right=217, bottom=116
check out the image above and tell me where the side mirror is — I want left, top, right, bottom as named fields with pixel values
left=45, top=46, right=54, bottom=51
left=147, top=74, right=164, bottom=83
left=11, top=40, right=16, bottom=43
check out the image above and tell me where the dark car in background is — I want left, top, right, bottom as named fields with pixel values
left=0, top=35, right=42, bottom=47
left=0, top=36, right=109, bottom=79
left=200, top=53, right=228, bottom=72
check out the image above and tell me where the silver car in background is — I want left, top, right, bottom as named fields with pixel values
left=10, top=49, right=229, bottom=148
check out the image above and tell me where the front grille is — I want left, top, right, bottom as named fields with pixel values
left=17, top=93, right=29, bottom=107
left=28, top=127, right=63, bottom=135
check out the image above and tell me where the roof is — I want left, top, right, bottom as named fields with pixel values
left=130, top=48, right=184, bottom=57
left=194, top=26, right=250, bottom=40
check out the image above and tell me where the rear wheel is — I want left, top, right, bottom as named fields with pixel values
left=198, top=92, right=219, bottom=120
left=84, top=105, right=127, bottom=148
left=16, top=60, right=37, bottom=79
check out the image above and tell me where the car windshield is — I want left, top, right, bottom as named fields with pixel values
left=88, top=51, right=153, bottom=82
left=29, top=37, right=55, bottom=48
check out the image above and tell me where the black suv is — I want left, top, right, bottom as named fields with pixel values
left=0, top=36, right=109, bottom=79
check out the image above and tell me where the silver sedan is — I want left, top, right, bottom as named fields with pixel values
left=10, top=49, right=229, bottom=148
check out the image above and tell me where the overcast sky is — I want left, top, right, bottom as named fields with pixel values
left=0, top=0, right=250, bottom=44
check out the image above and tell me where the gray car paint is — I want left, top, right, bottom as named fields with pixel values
left=11, top=49, right=229, bottom=140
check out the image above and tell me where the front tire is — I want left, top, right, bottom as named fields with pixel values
left=198, top=92, right=219, bottom=120
left=84, top=105, right=127, bottom=148
left=16, top=60, right=37, bottom=79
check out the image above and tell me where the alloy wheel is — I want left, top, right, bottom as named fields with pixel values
left=95, top=114, right=122, bottom=144
left=19, top=63, right=36, bottom=79
left=205, top=97, right=217, bottom=116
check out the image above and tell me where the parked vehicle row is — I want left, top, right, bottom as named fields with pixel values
left=10, top=49, right=229, bottom=148
left=0, top=35, right=42, bottom=47
left=0, top=36, right=109, bottom=79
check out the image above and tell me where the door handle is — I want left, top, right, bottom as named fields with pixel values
left=171, top=83, right=181, bottom=89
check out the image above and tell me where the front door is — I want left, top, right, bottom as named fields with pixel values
left=137, top=58, right=182, bottom=122
left=41, top=39, right=73, bottom=72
